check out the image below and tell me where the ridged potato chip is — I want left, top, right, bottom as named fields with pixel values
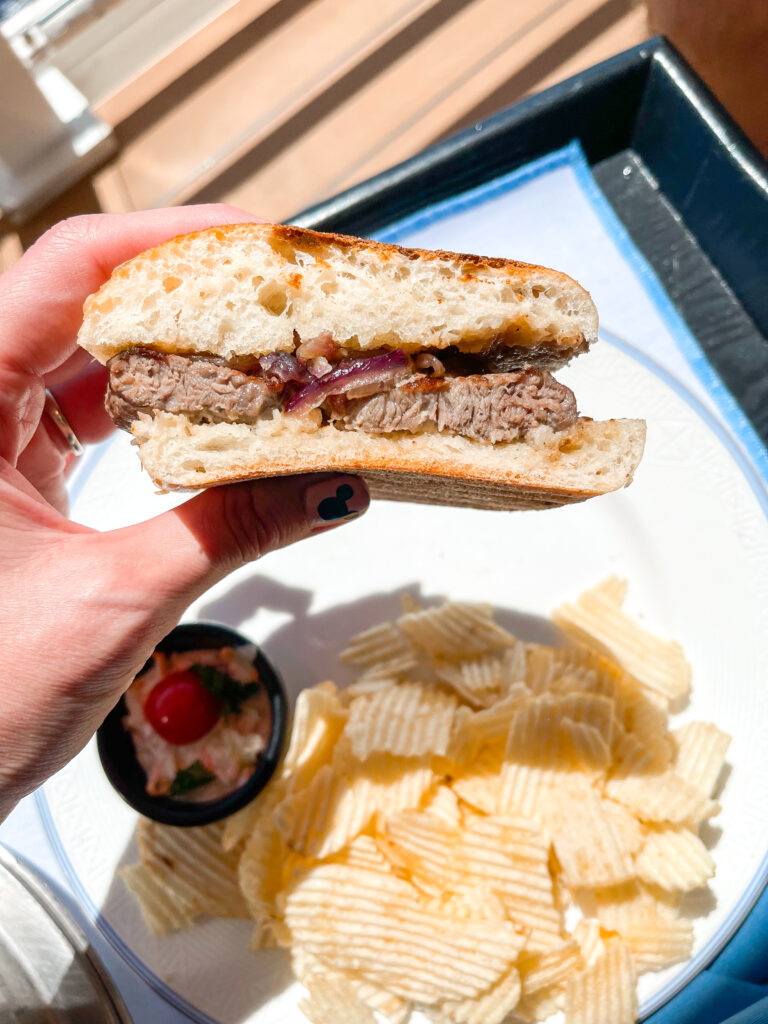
left=425, top=785, right=462, bottom=826
left=345, top=682, right=457, bottom=760
left=498, top=760, right=557, bottom=822
left=441, top=886, right=508, bottom=923
left=587, top=881, right=693, bottom=971
left=221, top=791, right=272, bottom=853
left=339, top=677, right=399, bottom=703
left=284, top=862, right=524, bottom=1003
left=512, top=941, right=582, bottom=1023
left=555, top=693, right=617, bottom=744
left=519, top=940, right=582, bottom=995
left=339, top=622, right=411, bottom=667
left=572, top=919, right=605, bottom=967
left=120, top=863, right=197, bottom=935
left=379, top=809, right=459, bottom=895
left=298, top=972, right=377, bottom=1024
left=451, top=771, right=504, bottom=816
left=289, top=944, right=322, bottom=983
left=457, top=814, right=562, bottom=949
left=496, top=695, right=615, bottom=824
left=351, top=978, right=411, bottom=1024
left=591, top=575, right=629, bottom=605
left=222, top=772, right=290, bottom=852
left=360, top=653, right=420, bottom=682
left=336, top=833, right=394, bottom=872
left=400, top=593, right=422, bottom=615
left=274, top=764, right=372, bottom=858
left=136, top=819, right=247, bottom=920
left=435, top=654, right=506, bottom=707
left=623, top=917, right=694, bottom=972
left=588, top=880, right=653, bottom=933
left=331, top=744, right=436, bottom=818
left=121, top=585, right=730, bottom=1024
left=504, top=693, right=615, bottom=766
left=545, top=778, right=635, bottom=888
left=553, top=582, right=691, bottom=703
left=611, top=731, right=672, bottom=777
left=621, top=691, right=670, bottom=753
left=238, top=826, right=288, bottom=946
left=441, top=967, right=521, bottom=1024
left=564, top=936, right=637, bottom=1024
left=673, top=721, right=731, bottom=797
left=275, top=757, right=434, bottom=858
left=558, top=719, right=611, bottom=768
left=524, top=644, right=559, bottom=693
left=450, top=690, right=531, bottom=758
left=497, top=699, right=564, bottom=818
left=282, top=681, right=347, bottom=786
left=635, top=825, right=715, bottom=891
left=602, top=798, right=645, bottom=855
left=605, top=769, right=719, bottom=825
left=397, top=602, right=516, bottom=659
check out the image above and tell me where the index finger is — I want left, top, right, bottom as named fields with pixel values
left=0, top=204, right=258, bottom=377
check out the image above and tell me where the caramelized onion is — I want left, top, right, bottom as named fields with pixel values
left=285, top=350, right=411, bottom=415
left=308, top=356, right=333, bottom=378
left=257, top=353, right=310, bottom=388
left=414, top=353, right=446, bottom=377
left=296, top=332, right=338, bottom=362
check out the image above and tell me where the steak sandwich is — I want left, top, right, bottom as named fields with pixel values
left=78, top=223, right=645, bottom=510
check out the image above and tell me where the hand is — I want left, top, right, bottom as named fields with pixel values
left=0, top=207, right=369, bottom=820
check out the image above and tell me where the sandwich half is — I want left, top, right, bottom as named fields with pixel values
left=78, top=223, right=645, bottom=510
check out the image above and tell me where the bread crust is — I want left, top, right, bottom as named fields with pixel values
left=78, top=222, right=598, bottom=365
left=131, top=412, right=646, bottom=510
left=76, top=223, right=644, bottom=509
left=103, top=222, right=581, bottom=291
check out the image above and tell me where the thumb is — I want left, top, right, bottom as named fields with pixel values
left=106, top=472, right=369, bottom=615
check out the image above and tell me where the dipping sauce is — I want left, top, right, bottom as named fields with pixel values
left=123, top=646, right=272, bottom=801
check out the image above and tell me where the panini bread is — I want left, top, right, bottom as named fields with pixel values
left=77, top=222, right=645, bottom=510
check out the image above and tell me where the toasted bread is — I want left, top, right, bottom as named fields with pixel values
left=78, top=223, right=644, bottom=508
left=132, top=411, right=645, bottom=509
left=80, top=223, right=597, bottom=366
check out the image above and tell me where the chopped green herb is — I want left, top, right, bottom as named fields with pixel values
left=169, top=761, right=215, bottom=796
left=190, top=663, right=260, bottom=716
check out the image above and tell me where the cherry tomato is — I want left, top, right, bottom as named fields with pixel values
left=144, top=670, right=221, bottom=745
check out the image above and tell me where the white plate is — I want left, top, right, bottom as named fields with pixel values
left=40, top=332, right=768, bottom=1024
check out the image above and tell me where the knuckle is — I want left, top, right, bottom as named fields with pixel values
left=38, top=215, right=102, bottom=254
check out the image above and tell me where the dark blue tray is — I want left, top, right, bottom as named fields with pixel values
left=296, top=36, right=768, bottom=454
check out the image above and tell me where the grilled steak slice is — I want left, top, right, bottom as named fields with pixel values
left=106, top=349, right=578, bottom=444
left=106, top=347, right=277, bottom=430
left=341, top=369, right=578, bottom=443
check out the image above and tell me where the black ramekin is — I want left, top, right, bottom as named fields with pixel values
left=96, top=622, right=287, bottom=827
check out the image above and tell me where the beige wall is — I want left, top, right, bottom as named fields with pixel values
left=648, top=0, right=768, bottom=156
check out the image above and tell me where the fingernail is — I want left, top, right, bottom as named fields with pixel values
left=305, top=475, right=369, bottom=532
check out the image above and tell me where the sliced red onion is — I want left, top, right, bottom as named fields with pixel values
left=257, top=352, right=311, bottom=388
left=285, top=350, right=411, bottom=415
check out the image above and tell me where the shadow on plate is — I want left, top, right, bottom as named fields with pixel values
left=198, top=574, right=561, bottom=704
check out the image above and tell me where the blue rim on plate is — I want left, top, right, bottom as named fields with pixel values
left=96, top=622, right=287, bottom=827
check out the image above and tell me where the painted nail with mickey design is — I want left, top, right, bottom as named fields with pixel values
left=305, top=475, right=370, bottom=532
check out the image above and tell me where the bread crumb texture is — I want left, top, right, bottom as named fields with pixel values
left=132, top=410, right=645, bottom=510
left=78, top=224, right=598, bottom=363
